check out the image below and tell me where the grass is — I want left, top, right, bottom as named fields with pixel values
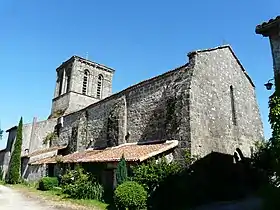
left=10, top=183, right=108, bottom=210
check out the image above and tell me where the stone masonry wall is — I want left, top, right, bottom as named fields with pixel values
left=28, top=119, right=57, bottom=153
left=71, top=58, right=113, bottom=99
left=0, top=128, right=17, bottom=179
left=53, top=46, right=264, bottom=162
left=56, top=62, right=194, bottom=160
left=189, top=47, right=264, bottom=158
left=269, top=36, right=280, bottom=82
left=51, top=57, right=114, bottom=116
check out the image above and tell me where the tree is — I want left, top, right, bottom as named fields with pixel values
left=7, top=117, right=23, bottom=184
left=116, top=154, right=128, bottom=186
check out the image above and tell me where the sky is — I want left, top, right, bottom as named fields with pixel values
left=0, top=0, right=278, bottom=149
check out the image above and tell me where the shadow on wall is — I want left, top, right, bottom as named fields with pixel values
left=22, top=164, right=40, bottom=181
left=148, top=150, right=265, bottom=210
left=138, top=75, right=190, bottom=159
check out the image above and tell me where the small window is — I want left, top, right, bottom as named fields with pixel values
left=82, top=70, right=89, bottom=94
left=66, top=70, right=71, bottom=92
left=230, top=85, right=237, bottom=126
left=97, top=74, right=103, bottom=99
left=58, top=74, right=63, bottom=95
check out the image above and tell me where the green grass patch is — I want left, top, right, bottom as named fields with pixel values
left=11, top=184, right=108, bottom=210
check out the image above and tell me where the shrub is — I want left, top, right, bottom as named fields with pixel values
left=38, top=177, right=58, bottom=191
left=61, top=167, right=104, bottom=201
left=131, top=157, right=181, bottom=193
left=7, top=117, right=23, bottom=184
left=63, top=181, right=104, bottom=200
left=114, top=181, right=147, bottom=210
left=116, top=154, right=128, bottom=186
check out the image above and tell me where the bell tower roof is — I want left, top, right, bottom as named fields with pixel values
left=56, top=55, right=115, bottom=73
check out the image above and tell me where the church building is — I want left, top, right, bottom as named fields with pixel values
left=0, top=45, right=264, bottom=185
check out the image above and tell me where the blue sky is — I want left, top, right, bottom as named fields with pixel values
left=0, top=0, right=278, bottom=149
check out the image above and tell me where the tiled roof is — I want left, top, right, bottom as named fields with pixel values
left=29, top=141, right=178, bottom=165
left=63, top=149, right=102, bottom=163
left=30, top=155, right=63, bottom=165
left=78, top=140, right=178, bottom=163
left=24, top=145, right=67, bottom=158
left=256, top=16, right=280, bottom=34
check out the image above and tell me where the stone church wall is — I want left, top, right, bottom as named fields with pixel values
left=57, top=62, right=194, bottom=160
left=190, top=47, right=264, bottom=158
left=56, top=46, right=263, bottom=161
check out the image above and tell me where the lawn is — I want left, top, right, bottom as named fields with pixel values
left=9, top=183, right=108, bottom=210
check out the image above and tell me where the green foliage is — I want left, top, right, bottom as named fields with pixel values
left=61, top=167, right=104, bottom=201
left=252, top=94, right=280, bottom=185
left=116, top=154, right=128, bottom=186
left=251, top=93, right=280, bottom=208
left=43, top=132, right=57, bottom=145
left=38, top=177, right=59, bottom=191
left=114, top=181, right=147, bottom=210
left=7, top=117, right=23, bottom=184
left=131, top=157, right=181, bottom=194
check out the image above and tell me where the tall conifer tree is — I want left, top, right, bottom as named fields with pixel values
left=116, top=154, right=128, bottom=186
left=7, top=117, right=23, bottom=184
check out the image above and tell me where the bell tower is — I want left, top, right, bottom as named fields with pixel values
left=50, top=56, right=115, bottom=117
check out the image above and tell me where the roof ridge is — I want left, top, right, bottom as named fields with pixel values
left=188, top=45, right=231, bottom=56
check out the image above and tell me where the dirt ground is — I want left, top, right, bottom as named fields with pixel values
left=0, top=185, right=94, bottom=210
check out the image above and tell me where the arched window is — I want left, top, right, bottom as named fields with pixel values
left=97, top=74, right=103, bottom=99
left=82, top=70, right=89, bottom=94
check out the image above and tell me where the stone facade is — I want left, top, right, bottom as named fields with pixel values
left=189, top=47, right=263, bottom=157
left=53, top=46, right=263, bottom=161
left=51, top=56, right=114, bottom=116
left=0, top=45, right=264, bottom=181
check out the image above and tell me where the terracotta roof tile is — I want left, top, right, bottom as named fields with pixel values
left=256, top=16, right=280, bottom=34
left=78, top=140, right=178, bottom=163
left=30, top=155, right=63, bottom=165
left=63, top=149, right=102, bottom=163
left=25, top=146, right=67, bottom=158
left=29, top=141, right=178, bottom=165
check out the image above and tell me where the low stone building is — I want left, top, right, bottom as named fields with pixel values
left=0, top=45, right=264, bottom=184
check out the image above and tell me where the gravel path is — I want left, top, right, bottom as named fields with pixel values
left=0, top=185, right=60, bottom=210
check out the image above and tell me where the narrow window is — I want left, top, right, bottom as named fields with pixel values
left=230, top=85, right=237, bottom=125
left=97, top=74, right=103, bottom=99
left=58, top=74, right=63, bottom=95
left=82, top=70, right=89, bottom=94
left=66, top=70, right=71, bottom=92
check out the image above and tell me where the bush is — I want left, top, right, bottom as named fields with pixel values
left=114, top=181, right=147, bottom=210
left=131, top=157, right=181, bottom=194
left=61, top=167, right=104, bottom=201
left=38, top=177, right=58, bottom=191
